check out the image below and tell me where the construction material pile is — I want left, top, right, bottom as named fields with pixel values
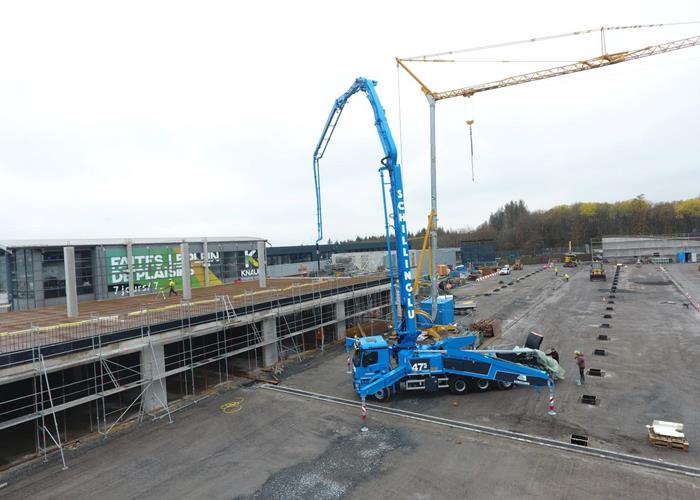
left=469, top=319, right=501, bottom=338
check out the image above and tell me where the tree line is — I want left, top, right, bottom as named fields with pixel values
left=346, top=196, right=700, bottom=253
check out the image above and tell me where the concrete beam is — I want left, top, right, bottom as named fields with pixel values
left=181, top=243, right=192, bottom=301
left=140, top=343, right=168, bottom=414
left=262, top=317, right=277, bottom=366
left=63, top=246, right=78, bottom=318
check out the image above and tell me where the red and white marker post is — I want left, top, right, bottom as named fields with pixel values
left=360, top=397, right=368, bottom=432
left=547, top=379, right=557, bottom=416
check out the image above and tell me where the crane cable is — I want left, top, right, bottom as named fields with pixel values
left=464, top=96, right=476, bottom=181
left=466, top=119, right=475, bottom=182
left=402, top=22, right=700, bottom=61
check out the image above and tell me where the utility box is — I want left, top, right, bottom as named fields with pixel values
left=418, top=295, right=455, bottom=325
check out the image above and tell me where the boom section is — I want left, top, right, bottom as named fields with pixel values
left=312, top=77, right=418, bottom=342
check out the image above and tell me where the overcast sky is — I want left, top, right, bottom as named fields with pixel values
left=1, top=1, right=699, bottom=246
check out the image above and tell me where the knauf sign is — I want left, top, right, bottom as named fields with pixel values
left=240, top=250, right=260, bottom=277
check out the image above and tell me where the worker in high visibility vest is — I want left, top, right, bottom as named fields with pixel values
left=168, top=279, right=178, bottom=296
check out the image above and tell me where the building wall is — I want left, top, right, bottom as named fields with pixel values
left=268, top=262, right=316, bottom=277
left=4, top=239, right=263, bottom=311
left=602, top=237, right=700, bottom=261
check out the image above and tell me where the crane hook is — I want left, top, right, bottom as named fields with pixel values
left=466, top=120, right=475, bottom=181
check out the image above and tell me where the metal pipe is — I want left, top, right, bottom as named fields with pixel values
left=428, top=95, right=438, bottom=320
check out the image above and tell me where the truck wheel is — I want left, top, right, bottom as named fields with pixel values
left=471, top=379, right=491, bottom=392
left=496, top=380, right=514, bottom=390
left=372, top=387, right=393, bottom=402
left=449, top=377, right=469, bottom=395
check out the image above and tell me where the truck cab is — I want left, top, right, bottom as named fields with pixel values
left=351, top=336, right=391, bottom=375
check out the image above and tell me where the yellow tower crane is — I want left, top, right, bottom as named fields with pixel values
left=396, top=26, right=700, bottom=319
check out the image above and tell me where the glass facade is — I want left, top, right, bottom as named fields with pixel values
left=41, top=249, right=94, bottom=298
left=0, top=253, right=8, bottom=311
left=3, top=239, right=261, bottom=310
left=0, top=254, right=7, bottom=294
left=11, top=249, right=35, bottom=309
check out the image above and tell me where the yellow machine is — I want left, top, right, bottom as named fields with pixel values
left=512, top=259, right=523, bottom=271
left=590, top=261, right=606, bottom=281
left=412, top=210, right=436, bottom=297
left=563, top=241, right=577, bottom=267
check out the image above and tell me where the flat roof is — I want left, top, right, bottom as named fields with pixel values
left=0, top=237, right=265, bottom=250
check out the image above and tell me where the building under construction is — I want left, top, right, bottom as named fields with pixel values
left=0, top=238, right=391, bottom=469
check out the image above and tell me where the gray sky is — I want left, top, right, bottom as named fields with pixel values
left=1, top=1, right=699, bottom=246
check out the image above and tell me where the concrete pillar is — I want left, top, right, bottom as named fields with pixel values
left=32, top=249, right=45, bottom=307
left=94, top=247, right=109, bottom=301
left=203, top=240, right=210, bottom=287
left=257, top=240, right=267, bottom=289
left=63, top=246, right=78, bottom=318
left=181, top=242, right=192, bottom=301
left=126, top=241, right=135, bottom=297
left=141, top=343, right=168, bottom=414
left=262, top=317, right=278, bottom=366
left=336, top=299, right=346, bottom=340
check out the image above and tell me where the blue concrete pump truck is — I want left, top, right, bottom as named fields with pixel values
left=313, top=78, right=558, bottom=410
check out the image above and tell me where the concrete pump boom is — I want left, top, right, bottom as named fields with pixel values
left=313, top=77, right=420, bottom=347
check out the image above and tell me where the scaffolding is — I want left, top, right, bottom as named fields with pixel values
left=0, top=275, right=392, bottom=468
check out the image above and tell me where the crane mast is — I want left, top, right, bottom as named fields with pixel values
left=313, top=77, right=419, bottom=347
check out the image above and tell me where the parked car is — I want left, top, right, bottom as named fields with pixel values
left=498, top=265, right=511, bottom=275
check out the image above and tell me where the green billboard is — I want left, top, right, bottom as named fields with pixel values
left=106, top=246, right=221, bottom=294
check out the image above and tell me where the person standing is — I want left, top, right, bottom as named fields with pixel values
left=554, top=265, right=559, bottom=277
left=564, top=273, right=570, bottom=282
left=168, top=279, right=178, bottom=296
left=574, top=351, right=585, bottom=385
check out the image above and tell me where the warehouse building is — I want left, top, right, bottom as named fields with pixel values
left=0, top=237, right=266, bottom=312
left=602, top=235, right=700, bottom=262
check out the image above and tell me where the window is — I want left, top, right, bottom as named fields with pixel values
left=353, top=349, right=362, bottom=367
left=220, top=251, right=240, bottom=280
left=0, top=254, right=7, bottom=294
left=42, top=250, right=65, bottom=298
left=352, top=349, right=379, bottom=368
left=42, top=248, right=94, bottom=298
left=76, top=250, right=94, bottom=295
left=11, top=249, right=35, bottom=308
left=362, top=351, right=379, bottom=367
